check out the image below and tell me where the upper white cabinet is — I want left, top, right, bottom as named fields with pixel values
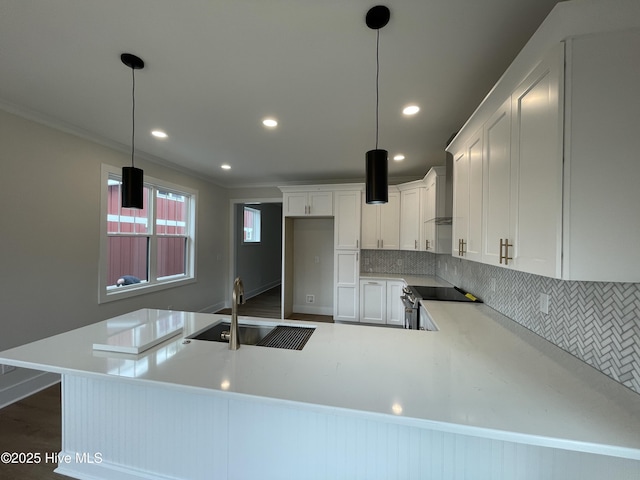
left=334, top=190, right=361, bottom=249
left=452, top=128, right=483, bottom=261
left=399, top=182, right=424, bottom=251
left=361, top=188, right=400, bottom=250
left=446, top=0, right=640, bottom=282
left=282, top=189, right=333, bottom=217
left=509, top=44, right=564, bottom=278
left=422, top=166, right=451, bottom=254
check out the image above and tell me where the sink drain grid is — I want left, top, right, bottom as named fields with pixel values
left=257, top=326, right=314, bottom=350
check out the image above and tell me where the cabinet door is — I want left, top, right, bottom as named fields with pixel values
left=386, top=281, right=405, bottom=326
left=334, top=251, right=359, bottom=322
left=283, top=192, right=308, bottom=216
left=467, top=131, right=483, bottom=261
left=334, top=191, right=361, bottom=249
left=308, top=191, right=333, bottom=216
left=379, top=191, right=400, bottom=250
left=482, top=98, right=512, bottom=266
left=451, top=149, right=468, bottom=258
left=510, top=43, right=563, bottom=278
left=423, top=176, right=436, bottom=251
left=400, top=188, right=421, bottom=250
left=360, top=280, right=386, bottom=324
left=360, top=196, right=379, bottom=249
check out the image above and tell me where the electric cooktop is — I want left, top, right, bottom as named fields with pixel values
left=408, top=286, right=482, bottom=303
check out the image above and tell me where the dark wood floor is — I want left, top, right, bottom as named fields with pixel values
left=216, top=285, right=334, bottom=323
left=0, top=383, right=70, bottom=479
left=0, top=286, right=331, bottom=479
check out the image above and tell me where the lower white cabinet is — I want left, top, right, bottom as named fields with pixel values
left=359, top=279, right=405, bottom=326
left=334, top=251, right=359, bottom=322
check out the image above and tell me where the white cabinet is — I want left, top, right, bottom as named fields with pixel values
left=399, top=183, right=424, bottom=251
left=386, top=281, right=405, bottom=326
left=422, top=167, right=451, bottom=254
left=359, top=280, right=385, bottom=324
left=282, top=189, right=333, bottom=217
left=452, top=128, right=483, bottom=261
left=447, top=8, right=640, bottom=282
left=359, top=279, right=405, bottom=326
left=334, top=190, right=361, bottom=249
left=561, top=29, right=640, bottom=282
left=334, top=187, right=362, bottom=322
left=481, top=98, right=512, bottom=266
left=334, top=251, right=359, bottom=322
left=361, top=188, right=400, bottom=250
left=509, top=44, right=564, bottom=277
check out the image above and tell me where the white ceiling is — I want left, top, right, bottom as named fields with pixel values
left=0, top=0, right=560, bottom=188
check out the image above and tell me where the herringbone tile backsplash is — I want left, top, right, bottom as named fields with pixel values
left=362, top=250, right=640, bottom=394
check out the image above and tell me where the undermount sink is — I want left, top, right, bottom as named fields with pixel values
left=188, top=320, right=315, bottom=350
left=188, top=321, right=274, bottom=346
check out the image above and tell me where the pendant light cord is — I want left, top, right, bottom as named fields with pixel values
left=375, top=28, right=380, bottom=150
left=130, top=67, right=136, bottom=169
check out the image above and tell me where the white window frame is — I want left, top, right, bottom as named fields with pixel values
left=98, top=164, right=198, bottom=303
left=243, top=206, right=262, bottom=244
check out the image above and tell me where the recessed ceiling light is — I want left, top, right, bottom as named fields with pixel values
left=402, top=105, right=420, bottom=116
left=393, top=154, right=405, bottom=161
left=221, top=164, right=231, bottom=170
left=151, top=130, right=168, bottom=138
left=262, top=118, right=278, bottom=128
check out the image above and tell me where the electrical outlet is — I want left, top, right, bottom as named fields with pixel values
left=396, top=259, right=403, bottom=267
left=490, top=278, right=496, bottom=293
left=314, top=256, right=320, bottom=264
left=539, top=293, right=550, bottom=314
left=306, top=294, right=315, bottom=304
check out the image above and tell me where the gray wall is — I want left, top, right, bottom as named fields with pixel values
left=0, top=110, right=230, bottom=399
left=361, top=249, right=640, bottom=395
left=235, top=203, right=282, bottom=298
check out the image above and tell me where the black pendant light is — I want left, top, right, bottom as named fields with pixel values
left=365, top=5, right=390, bottom=205
left=121, top=53, right=145, bottom=209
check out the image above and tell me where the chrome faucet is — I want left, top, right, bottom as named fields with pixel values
left=230, top=277, right=245, bottom=350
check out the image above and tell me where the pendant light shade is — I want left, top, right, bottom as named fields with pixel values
left=366, top=149, right=388, bottom=204
left=121, top=53, right=145, bottom=209
left=122, top=166, right=144, bottom=209
left=364, top=6, right=390, bottom=205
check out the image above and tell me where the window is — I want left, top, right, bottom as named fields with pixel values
left=243, top=206, right=261, bottom=243
left=99, top=165, right=197, bottom=303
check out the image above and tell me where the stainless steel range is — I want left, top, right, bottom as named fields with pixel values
left=401, top=285, right=481, bottom=329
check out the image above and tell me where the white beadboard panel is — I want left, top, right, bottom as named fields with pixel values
left=226, top=395, right=640, bottom=480
left=60, top=375, right=229, bottom=480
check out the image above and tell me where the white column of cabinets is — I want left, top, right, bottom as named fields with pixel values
left=359, top=279, right=405, bottom=326
left=361, top=188, right=400, bottom=250
left=333, top=189, right=361, bottom=322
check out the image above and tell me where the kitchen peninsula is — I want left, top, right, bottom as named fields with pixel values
left=0, top=306, right=639, bottom=480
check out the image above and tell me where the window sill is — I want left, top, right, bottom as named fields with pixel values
left=99, top=276, right=196, bottom=304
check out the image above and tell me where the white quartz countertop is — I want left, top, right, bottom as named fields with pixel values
left=1, top=305, right=639, bottom=460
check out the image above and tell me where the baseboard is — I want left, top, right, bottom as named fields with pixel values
left=0, top=369, right=60, bottom=409
left=292, top=304, right=333, bottom=316
left=244, top=280, right=281, bottom=300
left=197, top=300, right=227, bottom=314
left=56, top=455, right=177, bottom=480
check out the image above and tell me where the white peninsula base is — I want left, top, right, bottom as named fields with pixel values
left=57, top=374, right=639, bottom=480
